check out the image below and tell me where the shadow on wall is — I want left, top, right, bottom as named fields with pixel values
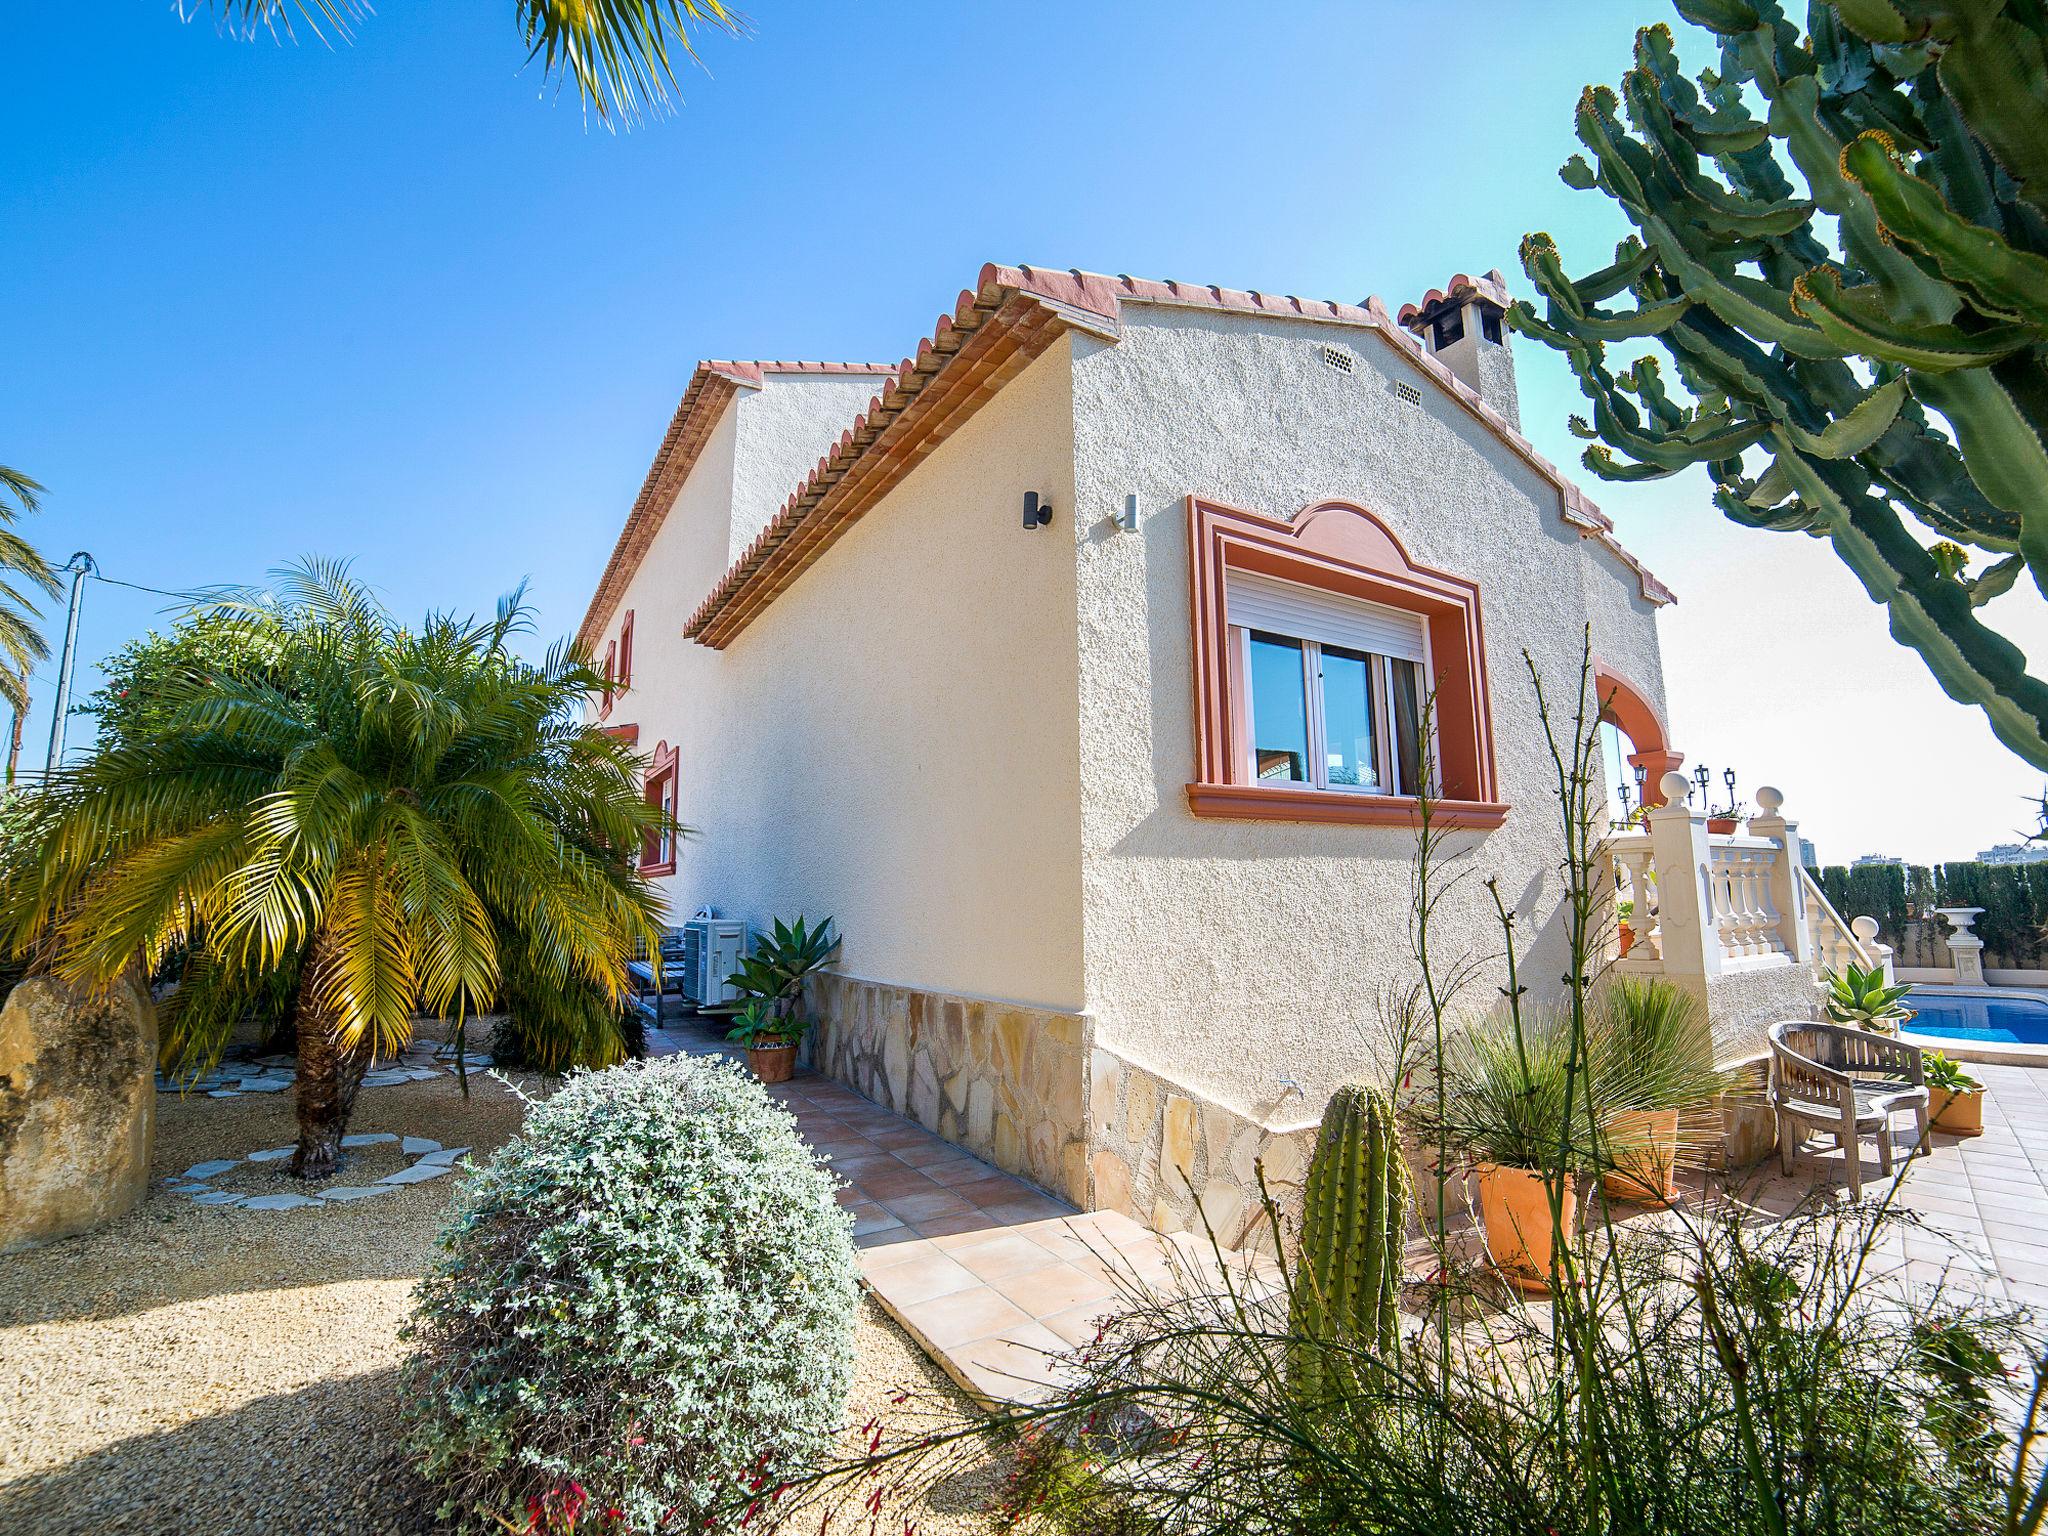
left=0, top=1366, right=432, bottom=1536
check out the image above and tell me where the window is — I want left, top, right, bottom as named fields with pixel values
left=641, top=742, right=679, bottom=875
left=600, top=640, right=617, bottom=719
left=1185, top=495, right=1504, bottom=829
left=618, top=609, right=635, bottom=690
left=1231, top=572, right=1431, bottom=796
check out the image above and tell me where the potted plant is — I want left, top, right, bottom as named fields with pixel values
left=1823, top=962, right=1915, bottom=1036
left=1705, top=801, right=1747, bottom=836
left=1588, top=977, right=1722, bottom=1205
left=727, top=999, right=811, bottom=1084
left=724, top=915, right=841, bottom=1083
left=1436, top=1009, right=1598, bottom=1294
left=1926, top=1051, right=1987, bottom=1137
left=1616, top=897, right=1636, bottom=958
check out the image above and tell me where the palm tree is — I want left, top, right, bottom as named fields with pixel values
left=7, top=560, right=672, bottom=1176
left=196, top=1, right=742, bottom=123
left=0, top=466, right=61, bottom=775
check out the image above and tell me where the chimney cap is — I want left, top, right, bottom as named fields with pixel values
left=1397, top=269, right=1511, bottom=330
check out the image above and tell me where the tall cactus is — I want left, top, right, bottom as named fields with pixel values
left=1289, top=1083, right=1410, bottom=1402
left=1514, top=1, right=2048, bottom=770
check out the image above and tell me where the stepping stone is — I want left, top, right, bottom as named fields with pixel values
left=360, top=1072, right=410, bottom=1088
left=340, top=1133, right=398, bottom=1148
left=183, top=1160, right=240, bottom=1180
left=238, top=1078, right=289, bottom=1093
left=419, top=1146, right=470, bottom=1166
left=405, top=1069, right=438, bottom=1081
left=318, top=1186, right=388, bottom=1202
left=207, top=1090, right=241, bottom=1099
left=379, top=1163, right=454, bottom=1185
left=240, top=1193, right=319, bottom=1211
left=246, top=1147, right=296, bottom=1163
left=192, top=1190, right=247, bottom=1206
left=401, top=1137, right=442, bottom=1155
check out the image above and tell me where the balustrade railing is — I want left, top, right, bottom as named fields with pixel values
left=1707, top=837, right=1791, bottom=965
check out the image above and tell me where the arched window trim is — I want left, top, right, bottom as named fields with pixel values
left=1185, top=494, right=1507, bottom=830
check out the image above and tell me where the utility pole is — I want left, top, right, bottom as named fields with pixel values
left=44, top=552, right=95, bottom=776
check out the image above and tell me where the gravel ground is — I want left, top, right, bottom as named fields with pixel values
left=0, top=1056, right=1006, bottom=1536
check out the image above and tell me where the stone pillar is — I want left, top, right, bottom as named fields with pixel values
left=1851, top=916, right=1897, bottom=984
left=1936, top=907, right=1987, bottom=986
left=1745, top=785, right=1812, bottom=966
left=0, top=973, right=158, bottom=1253
left=1645, top=770, right=1722, bottom=983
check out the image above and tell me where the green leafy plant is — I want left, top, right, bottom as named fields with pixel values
left=1926, top=1050, right=1984, bottom=1094
left=1825, top=961, right=1919, bottom=1034
left=0, top=464, right=57, bottom=738
left=1434, top=1006, right=1604, bottom=1173
left=403, top=1055, right=859, bottom=1534
left=3, top=560, right=672, bottom=1176
left=725, top=915, right=839, bottom=1031
left=724, top=996, right=812, bottom=1049
left=1289, top=1081, right=1409, bottom=1407
left=1513, top=0, right=2048, bottom=774
left=1591, top=974, right=1723, bottom=1115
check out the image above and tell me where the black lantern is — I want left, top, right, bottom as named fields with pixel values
left=1722, top=767, right=1739, bottom=816
left=1693, top=763, right=1712, bottom=807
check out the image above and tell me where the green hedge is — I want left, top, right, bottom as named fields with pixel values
left=1815, top=860, right=2048, bottom=968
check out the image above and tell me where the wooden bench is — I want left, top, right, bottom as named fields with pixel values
left=1768, top=1021, right=1929, bottom=1198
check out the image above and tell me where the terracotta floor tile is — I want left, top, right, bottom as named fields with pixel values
left=992, top=1261, right=1121, bottom=1316
left=1039, top=1298, right=1124, bottom=1348
left=899, top=1285, right=1035, bottom=1350
left=858, top=1233, right=938, bottom=1269
left=890, top=1141, right=965, bottom=1169
left=869, top=1126, right=942, bottom=1151
left=921, top=1157, right=994, bottom=1186
left=950, top=1231, right=1064, bottom=1283
left=879, top=1189, right=978, bottom=1226
left=865, top=1249, right=982, bottom=1309
left=949, top=1323, right=1076, bottom=1405
left=855, top=1165, right=947, bottom=1200
left=914, top=1210, right=1015, bottom=1242
left=982, top=1195, right=1077, bottom=1225
left=953, top=1173, right=1039, bottom=1209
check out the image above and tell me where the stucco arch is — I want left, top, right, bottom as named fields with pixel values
left=1594, top=665, right=1682, bottom=807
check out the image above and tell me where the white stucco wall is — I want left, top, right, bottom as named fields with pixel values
left=1067, top=305, right=1669, bottom=1118
left=592, top=346, right=1087, bottom=1010
left=728, top=374, right=896, bottom=561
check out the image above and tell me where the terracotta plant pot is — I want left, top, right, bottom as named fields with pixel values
left=1931, top=1084, right=1986, bottom=1137
left=1706, top=816, right=1738, bottom=835
left=1475, top=1162, right=1578, bottom=1294
left=746, top=1041, right=798, bottom=1084
left=1617, top=922, right=1635, bottom=958
left=1601, top=1108, right=1680, bottom=1204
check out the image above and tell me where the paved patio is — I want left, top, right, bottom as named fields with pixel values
left=650, top=1021, right=2048, bottom=1401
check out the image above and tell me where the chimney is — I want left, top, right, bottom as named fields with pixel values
left=1397, top=269, right=1519, bottom=431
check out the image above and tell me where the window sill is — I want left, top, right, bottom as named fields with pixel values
left=1184, top=782, right=1508, bottom=829
left=639, top=859, right=677, bottom=877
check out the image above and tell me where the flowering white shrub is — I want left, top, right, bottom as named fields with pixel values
left=402, top=1055, right=859, bottom=1534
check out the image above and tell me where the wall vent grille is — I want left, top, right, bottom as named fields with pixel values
left=1320, top=345, right=1355, bottom=374
left=1393, top=380, right=1423, bottom=406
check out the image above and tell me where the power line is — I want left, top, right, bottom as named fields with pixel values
left=89, top=571, right=201, bottom=601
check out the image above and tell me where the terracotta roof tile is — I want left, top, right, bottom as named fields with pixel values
left=658, top=264, right=1672, bottom=649
left=576, top=361, right=897, bottom=652
left=1396, top=269, right=1513, bottom=328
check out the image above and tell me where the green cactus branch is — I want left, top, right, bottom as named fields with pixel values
left=1517, top=0, right=2048, bottom=769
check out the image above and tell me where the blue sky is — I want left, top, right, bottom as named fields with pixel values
left=4, top=1, right=2042, bottom=863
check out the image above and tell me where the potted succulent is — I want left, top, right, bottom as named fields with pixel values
left=1436, top=1009, right=1599, bottom=1293
left=1926, top=1051, right=1987, bottom=1137
left=726, top=999, right=811, bottom=1084
left=724, top=915, right=841, bottom=1083
left=1588, top=977, right=1722, bottom=1205
left=1823, top=962, right=1915, bottom=1036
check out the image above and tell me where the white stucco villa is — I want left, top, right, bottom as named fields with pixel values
left=577, top=263, right=1852, bottom=1241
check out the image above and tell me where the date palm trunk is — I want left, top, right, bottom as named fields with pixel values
left=289, top=933, right=373, bottom=1179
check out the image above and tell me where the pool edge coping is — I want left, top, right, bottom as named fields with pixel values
left=1901, top=982, right=2048, bottom=1066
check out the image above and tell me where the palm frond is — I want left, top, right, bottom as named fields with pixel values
left=515, top=0, right=741, bottom=123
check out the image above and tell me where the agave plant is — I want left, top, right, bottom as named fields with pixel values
left=726, top=915, right=840, bottom=1030
left=1824, top=961, right=1917, bottom=1035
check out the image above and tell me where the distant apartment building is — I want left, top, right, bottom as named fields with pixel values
left=1978, top=842, right=2048, bottom=866
left=1852, top=853, right=1905, bottom=869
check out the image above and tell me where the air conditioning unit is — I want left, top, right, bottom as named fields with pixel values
left=680, top=917, right=750, bottom=1008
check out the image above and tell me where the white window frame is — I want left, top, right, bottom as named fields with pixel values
left=1237, top=624, right=1439, bottom=797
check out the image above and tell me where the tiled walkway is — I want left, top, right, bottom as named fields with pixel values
left=647, top=1022, right=1213, bottom=1404
left=651, top=1022, right=2048, bottom=1401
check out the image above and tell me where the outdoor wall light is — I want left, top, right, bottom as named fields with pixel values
left=1116, top=494, right=1140, bottom=533
left=1022, top=491, right=1053, bottom=530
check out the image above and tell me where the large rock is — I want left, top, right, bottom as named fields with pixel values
left=0, top=973, right=158, bottom=1253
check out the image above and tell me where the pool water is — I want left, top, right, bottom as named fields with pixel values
left=1905, top=990, right=2048, bottom=1046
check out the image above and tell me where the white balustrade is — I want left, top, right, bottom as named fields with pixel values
left=1608, top=831, right=1661, bottom=967
left=1707, top=838, right=1789, bottom=964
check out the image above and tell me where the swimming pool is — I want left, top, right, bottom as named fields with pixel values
left=1905, top=989, right=2048, bottom=1046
